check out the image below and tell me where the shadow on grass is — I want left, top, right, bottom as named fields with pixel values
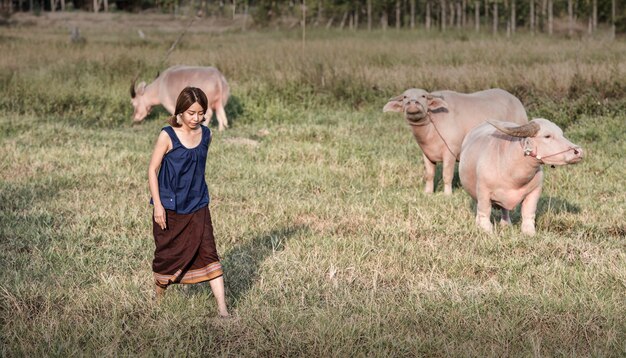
left=536, top=196, right=581, bottom=216
left=467, top=196, right=581, bottom=225
left=0, top=178, right=68, bottom=272
left=190, top=225, right=308, bottom=306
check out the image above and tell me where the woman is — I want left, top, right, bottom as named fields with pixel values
left=148, top=86, right=229, bottom=317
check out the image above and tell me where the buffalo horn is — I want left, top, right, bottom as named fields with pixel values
left=130, top=74, right=141, bottom=98
left=489, top=121, right=540, bottom=138
left=426, top=94, right=444, bottom=100
left=130, top=78, right=137, bottom=98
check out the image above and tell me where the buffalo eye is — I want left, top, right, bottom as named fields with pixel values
left=544, top=135, right=551, bottom=139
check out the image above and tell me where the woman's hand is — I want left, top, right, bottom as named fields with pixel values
left=154, top=204, right=167, bottom=230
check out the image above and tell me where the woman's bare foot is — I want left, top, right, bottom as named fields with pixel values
left=218, top=308, right=230, bottom=318
left=154, top=284, right=166, bottom=301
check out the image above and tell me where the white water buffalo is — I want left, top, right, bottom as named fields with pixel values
left=459, top=118, right=583, bottom=236
left=130, top=65, right=230, bottom=131
left=383, top=88, right=528, bottom=195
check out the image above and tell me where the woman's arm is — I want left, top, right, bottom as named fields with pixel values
left=148, top=131, right=172, bottom=230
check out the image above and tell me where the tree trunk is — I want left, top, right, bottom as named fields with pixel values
left=92, top=0, right=97, bottom=12
left=540, top=0, right=546, bottom=32
left=102, top=0, right=107, bottom=12
left=410, top=0, right=416, bottom=28
left=456, top=1, right=462, bottom=28
left=302, top=0, right=306, bottom=48
left=396, top=0, right=401, bottom=30
left=449, top=1, right=454, bottom=27
left=426, top=0, right=431, bottom=30
left=592, top=0, right=597, bottom=31
left=315, top=0, right=322, bottom=27
left=367, top=0, right=372, bottom=30
left=381, top=11, right=388, bottom=31
left=475, top=1, right=479, bottom=31
left=510, top=0, right=515, bottom=34
left=484, top=0, right=488, bottom=31
left=530, top=0, right=534, bottom=33
left=339, top=11, right=348, bottom=30
left=29, top=0, right=33, bottom=12
left=505, top=0, right=510, bottom=37
left=441, top=0, right=446, bottom=31
left=611, top=0, right=616, bottom=39
left=355, top=4, right=359, bottom=29
left=548, top=0, right=553, bottom=35
left=326, top=17, right=334, bottom=29
left=493, top=2, right=498, bottom=35
left=243, top=0, right=249, bottom=31
left=567, top=0, right=573, bottom=36
left=232, top=0, right=236, bottom=20
left=461, top=0, right=467, bottom=28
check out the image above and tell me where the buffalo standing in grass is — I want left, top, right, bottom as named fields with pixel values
left=383, top=88, right=528, bottom=195
left=459, top=118, right=584, bottom=236
left=130, top=66, right=230, bottom=131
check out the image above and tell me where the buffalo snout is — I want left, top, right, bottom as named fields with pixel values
left=567, top=147, right=584, bottom=163
left=405, top=104, right=426, bottom=121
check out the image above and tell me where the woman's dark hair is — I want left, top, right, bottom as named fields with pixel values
left=168, top=87, right=209, bottom=128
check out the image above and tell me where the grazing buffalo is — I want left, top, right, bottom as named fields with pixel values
left=130, top=66, right=230, bottom=131
left=459, top=118, right=584, bottom=236
left=383, top=88, right=528, bottom=195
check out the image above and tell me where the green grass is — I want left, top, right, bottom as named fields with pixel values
left=1, top=14, right=625, bottom=356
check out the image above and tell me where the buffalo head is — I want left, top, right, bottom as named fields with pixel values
left=490, top=118, right=584, bottom=165
left=383, top=88, right=448, bottom=126
left=130, top=77, right=151, bottom=123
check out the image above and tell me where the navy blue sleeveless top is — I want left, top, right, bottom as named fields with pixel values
left=152, top=126, right=212, bottom=214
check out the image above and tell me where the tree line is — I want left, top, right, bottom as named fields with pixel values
left=1, top=0, right=622, bottom=36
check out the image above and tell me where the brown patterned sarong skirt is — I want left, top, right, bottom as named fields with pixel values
left=152, top=206, right=223, bottom=288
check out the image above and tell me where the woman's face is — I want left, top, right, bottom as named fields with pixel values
left=180, top=102, right=205, bottom=129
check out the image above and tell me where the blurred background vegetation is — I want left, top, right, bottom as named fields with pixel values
left=1, top=0, right=624, bottom=36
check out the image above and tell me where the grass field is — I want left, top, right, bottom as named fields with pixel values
left=1, top=12, right=625, bottom=356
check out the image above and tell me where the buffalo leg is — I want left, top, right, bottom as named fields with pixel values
left=163, top=102, right=175, bottom=117
left=442, top=154, right=456, bottom=195
left=422, top=153, right=435, bottom=194
left=215, top=102, right=229, bottom=131
left=475, top=185, right=493, bottom=233
left=203, top=108, right=214, bottom=128
left=500, top=208, right=511, bottom=226
left=521, top=185, right=542, bottom=236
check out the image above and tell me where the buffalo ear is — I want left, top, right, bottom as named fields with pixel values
left=383, top=95, right=404, bottom=113
left=136, top=81, right=147, bottom=96
left=427, top=96, right=448, bottom=112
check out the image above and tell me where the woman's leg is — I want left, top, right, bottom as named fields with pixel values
left=209, top=276, right=229, bottom=317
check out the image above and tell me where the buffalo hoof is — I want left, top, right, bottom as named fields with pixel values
left=521, top=223, right=536, bottom=236
left=476, top=217, right=493, bottom=233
